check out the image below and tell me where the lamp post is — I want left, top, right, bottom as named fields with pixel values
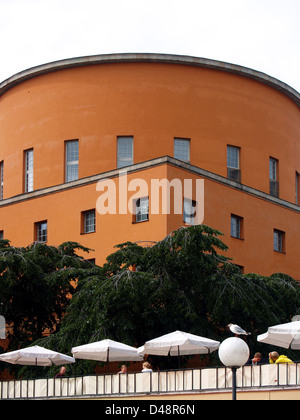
left=218, top=337, right=250, bottom=400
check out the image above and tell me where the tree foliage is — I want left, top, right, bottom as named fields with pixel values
left=0, top=240, right=97, bottom=351
left=1, top=226, right=299, bottom=377
left=37, top=225, right=300, bottom=375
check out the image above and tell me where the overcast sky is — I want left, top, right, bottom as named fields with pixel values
left=0, top=0, right=299, bottom=91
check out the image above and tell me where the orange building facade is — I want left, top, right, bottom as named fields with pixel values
left=0, top=53, right=299, bottom=278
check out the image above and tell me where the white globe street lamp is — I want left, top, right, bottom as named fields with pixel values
left=218, top=337, right=250, bottom=400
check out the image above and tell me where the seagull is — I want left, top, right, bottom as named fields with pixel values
left=228, top=324, right=251, bottom=337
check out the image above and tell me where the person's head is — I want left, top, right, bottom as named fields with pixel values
left=143, top=362, right=151, bottom=369
left=120, top=365, right=127, bottom=373
left=60, top=366, right=66, bottom=375
left=270, top=351, right=279, bottom=362
left=253, top=352, right=262, bottom=362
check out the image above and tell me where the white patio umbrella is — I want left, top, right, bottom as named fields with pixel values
left=257, top=321, right=300, bottom=350
left=72, top=339, right=144, bottom=362
left=0, top=345, right=75, bottom=366
left=138, top=330, right=220, bottom=358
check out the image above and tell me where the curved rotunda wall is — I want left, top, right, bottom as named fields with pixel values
left=0, top=54, right=300, bottom=203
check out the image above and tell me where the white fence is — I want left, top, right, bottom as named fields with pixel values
left=1, top=363, right=300, bottom=399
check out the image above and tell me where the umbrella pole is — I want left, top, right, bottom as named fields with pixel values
left=178, top=345, right=180, bottom=369
left=107, top=348, right=110, bottom=373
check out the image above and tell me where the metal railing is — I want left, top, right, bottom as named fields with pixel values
left=1, top=363, right=300, bottom=399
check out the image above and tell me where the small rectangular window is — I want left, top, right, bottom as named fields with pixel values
left=269, top=157, right=278, bottom=180
left=24, top=149, right=34, bottom=192
left=269, top=157, right=279, bottom=197
left=296, top=172, right=300, bottom=205
left=65, top=140, right=79, bottom=182
left=174, top=138, right=190, bottom=163
left=117, top=136, right=133, bottom=168
left=274, top=229, right=285, bottom=253
left=133, top=197, right=149, bottom=223
left=35, top=221, right=48, bottom=243
left=227, top=146, right=241, bottom=182
left=235, top=264, right=244, bottom=274
left=0, top=231, right=3, bottom=240
left=231, top=214, right=243, bottom=239
left=0, top=161, right=3, bottom=200
left=227, top=146, right=240, bottom=169
left=183, top=198, right=197, bottom=225
left=82, top=210, right=96, bottom=234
